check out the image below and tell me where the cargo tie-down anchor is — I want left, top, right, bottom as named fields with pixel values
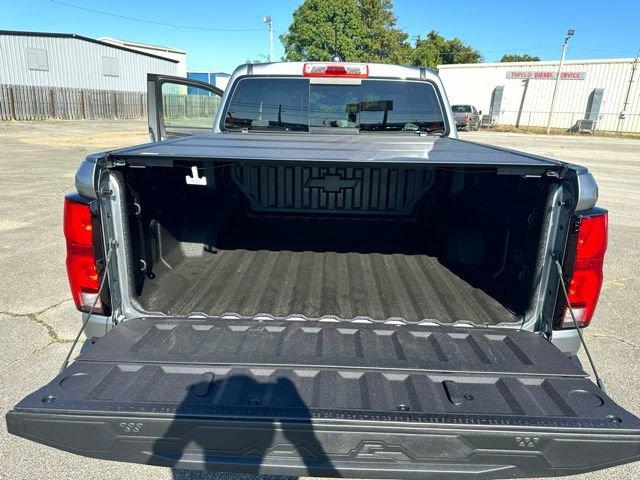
left=186, top=166, right=207, bottom=186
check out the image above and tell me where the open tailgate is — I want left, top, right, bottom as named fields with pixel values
left=7, top=318, right=640, bottom=478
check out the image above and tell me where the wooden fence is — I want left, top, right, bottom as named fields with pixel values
left=162, top=93, right=220, bottom=120
left=0, top=85, right=224, bottom=123
left=0, top=84, right=146, bottom=121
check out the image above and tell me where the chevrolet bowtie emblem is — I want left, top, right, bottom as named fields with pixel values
left=304, top=174, right=361, bottom=193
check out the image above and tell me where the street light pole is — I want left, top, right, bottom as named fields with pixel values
left=263, top=16, right=273, bottom=62
left=546, top=29, right=574, bottom=134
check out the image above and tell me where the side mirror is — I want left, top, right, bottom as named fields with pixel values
left=478, top=110, right=483, bottom=115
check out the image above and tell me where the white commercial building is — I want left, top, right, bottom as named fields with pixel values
left=438, top=58, right=640, bottom=133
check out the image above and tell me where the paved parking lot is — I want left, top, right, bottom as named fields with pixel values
left=1, top=120, right=639, bottom=480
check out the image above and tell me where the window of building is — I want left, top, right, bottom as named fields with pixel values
left=26, top=47, right=48, bottom=71
left=102, top=56, right=119, bottom=77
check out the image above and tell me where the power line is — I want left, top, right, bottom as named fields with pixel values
left=47, top=0, right=639, bottom=59
left=49, top=0, right=264, bottom=32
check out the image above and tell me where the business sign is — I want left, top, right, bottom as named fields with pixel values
left=506, top=71, right=587, bottom=80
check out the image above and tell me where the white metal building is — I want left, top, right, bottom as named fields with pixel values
left=0, top=30, right=180, bottom=92
left=99, top=37, right=187, bottom=78
left=438, top=58, right=640, bottom=133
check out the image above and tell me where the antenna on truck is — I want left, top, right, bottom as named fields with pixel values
left=330, top=9, right=343, bottom=62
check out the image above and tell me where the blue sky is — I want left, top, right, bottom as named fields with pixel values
left=3, top=0, right=639, bottom=73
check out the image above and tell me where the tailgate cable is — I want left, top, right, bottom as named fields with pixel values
left=554, top=260, right=605, bottom=391
left=59, top=244, right=114, bottom=374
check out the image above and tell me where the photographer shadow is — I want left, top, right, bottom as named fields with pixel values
left=150, top=375, right=337, bottom=479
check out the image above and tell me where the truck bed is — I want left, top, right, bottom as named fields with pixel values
left=139, top=248, right=519, bottom=324
left=138, top=217, right=520, bottom=325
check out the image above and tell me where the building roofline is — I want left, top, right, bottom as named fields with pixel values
left=99, top=37, right=186, bottom=55
left=438, top=57, right=637, bottom=69
left=0, top=30, right=179, bottom=63
left=187, top=71, right=231, bottom=76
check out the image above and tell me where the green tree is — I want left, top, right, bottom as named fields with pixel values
left=356, top=0, right=411, bottom=63
left=500, top=53, right=541, bottom=62
left=411, top=30, right=483, bottom=68
left=280, top=0, right=410, bottom=63
left=280, top=0, right=364, bottom=62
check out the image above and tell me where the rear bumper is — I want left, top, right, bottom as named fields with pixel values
left=552, top=328, right=582, bottom=356
left=7, top=410, right=640, bottom=479
left=81, top=312, right=113, bottom=339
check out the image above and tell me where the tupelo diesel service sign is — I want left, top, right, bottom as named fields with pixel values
left=506, top=71, right=586, bottom=80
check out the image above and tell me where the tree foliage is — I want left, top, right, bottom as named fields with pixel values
left=280, top=0, right=364, bottom=62
left=411, top=31, right=483, bottom=68
left=281, top=0, right=410, bottom=63
left=500, top=53, right=541, bottom=62
left=280, top=0, right=482, bottom=67
left=356, top=0, right=411, bottom=64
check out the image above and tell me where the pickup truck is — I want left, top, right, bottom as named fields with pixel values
left=7, top=61, right=640, bottom=479
left=451, top=104, right=482, bottom=131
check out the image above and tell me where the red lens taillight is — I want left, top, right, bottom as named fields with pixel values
left=64, top=195, right=102, bottom=313
left=561, top=211, right=608, bottom=328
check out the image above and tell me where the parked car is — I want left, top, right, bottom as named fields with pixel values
left=452, top=104, right=481, bottom=130
left=7, top=61, right=640, bottom=479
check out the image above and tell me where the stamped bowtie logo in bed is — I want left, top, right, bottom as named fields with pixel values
left=304, top=173, right=361, bottom=193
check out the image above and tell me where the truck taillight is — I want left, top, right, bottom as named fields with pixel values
left=561, top=211, right=608, bottom=328
left=64, top=195, right=102, bottom=313
left=303, top=62, right=369, bottom=77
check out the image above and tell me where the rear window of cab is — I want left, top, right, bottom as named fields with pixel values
left=223, top=78, right=446, bottom=134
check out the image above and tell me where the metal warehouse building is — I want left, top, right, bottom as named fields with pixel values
left=99, top=37, right=187, bottom=79
left=0, top=30, right=179, bottom=90
left=438, top=58, right=640, bottom=133
left=0, top=30, right=180, bottom=121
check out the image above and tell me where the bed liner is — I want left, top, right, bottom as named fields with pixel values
left=139, top=248, right=521, bottom=325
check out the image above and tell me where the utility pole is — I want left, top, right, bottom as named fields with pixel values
left=262, top=16, right=273, bottom=62
left=546, top=29, right=575, bottom=134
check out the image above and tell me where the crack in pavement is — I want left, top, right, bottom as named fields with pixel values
left=0, top=296, right=72, bottom=318
left=0, top=297, right=74, bottom=345
left=3, top=341, right=64, bottom=369
left=27, top=313, right=73, bottom=345
left=55, top=183, right=75, bottom=199
left=588, top=333, right=640, bottom=349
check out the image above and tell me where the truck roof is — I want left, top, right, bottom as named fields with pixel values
left=230, top=61, right=441, bottom=83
